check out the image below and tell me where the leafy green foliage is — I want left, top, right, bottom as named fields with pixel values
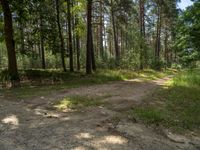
left=175, top=1, right=200, bottom=67
left=0, top=69, right=10, bottom=82
left=150, top=59, right=165, bottom=71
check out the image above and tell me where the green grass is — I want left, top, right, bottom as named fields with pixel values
left=133, top=107, right=167, bottom=124
left=0, top=69, right=175, bottom=100
left=172, top=69, right=200, bottom=87
left=53, top=95, right=106, bottom=110
left=131, top=69, right=200, bottom=133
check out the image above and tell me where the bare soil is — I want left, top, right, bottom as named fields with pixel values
left=0, top=77, right=199, bottom=150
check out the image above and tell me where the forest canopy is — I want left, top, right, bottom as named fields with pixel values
left=0, top=0, right=199, bottom=84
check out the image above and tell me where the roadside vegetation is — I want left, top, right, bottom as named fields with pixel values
left=53, top=95, right=109, bottom=110
left=131, top=69, right=200, bottom=134
left=0, top=69, right=176, bottom=100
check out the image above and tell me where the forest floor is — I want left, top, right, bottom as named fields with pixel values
left=0, top=75, right=200, bottom=150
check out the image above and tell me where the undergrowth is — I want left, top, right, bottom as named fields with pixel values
left=131, top=69, right=200, bottom=133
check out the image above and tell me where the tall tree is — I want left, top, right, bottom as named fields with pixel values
left=110, top=0, right=120, bottom=65
left=139, top=0, right=146, bottom=69
left=91, top=30, right=96, bottom=71
left=66, top=0, right=74, bottom=72
left=86, top=0, right=93, bottom=74
left=1, top=0, right=20, bottom=85
left=155, top=2, right=162, bottom=61
left=39, top=12, right=46, bottom=69
left=75, top=15, right=81, bottom=71
left=175, top=1, right=200, bottom=66
left=99, top=0, right=104, bottom=59
left=55, top=0, right=67, bottom=72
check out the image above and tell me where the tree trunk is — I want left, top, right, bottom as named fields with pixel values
left=86, top=0, right=93, bottom=74
left=155, top=5, right=162, bottom=61
left=55, top=0, right=67, bottom=72
left=66, top=0, right=74, bottom=72
left=111, top=0, right=120, bottom=66
left=1, top=0, right=20, bottom=85
left=40, top=14, right=46, bottom=69
left=91, top=31, right=96, bottom=71
left=99, top=0, right=104, bottom=59
left=164, top=28, right=169, bottom=65
left=139, top=0, right=145, bottom=69
left=75, top=16, right=80, bottom=71
left=71, top=0, right=76, bottom=54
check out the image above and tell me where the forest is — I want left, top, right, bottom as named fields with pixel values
left=0, top=0, right=200, bottom=149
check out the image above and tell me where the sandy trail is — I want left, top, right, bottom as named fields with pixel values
left=0, top=76, right=199, bottom=150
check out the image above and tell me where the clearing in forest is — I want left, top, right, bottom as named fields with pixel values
left=0, top=74, right=200, bottom=150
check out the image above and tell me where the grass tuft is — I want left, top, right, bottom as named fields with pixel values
left=53, top=96, right=104, bottom=110
left=132, top=69, right=200, bottom=133
left=0, top=69, right=175, bottom=100
left=133, top=107, right=166, bottom=124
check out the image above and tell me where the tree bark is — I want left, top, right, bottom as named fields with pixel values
left=155, top=5, right=162, bottom=61
left=75, top=16, right=80, bottom=71
left=139, top=0, right=145, bottom=69
left=40, top=14, right=46, bottom=69
left=86, top=0, right=93, bottom=74
left=91, top=31, right=96, bottom=71
left=111, top=0, right=120, bottom=66
left=164, top=28, right=169, bottom=65
left=1, top=0, right=20, bottom=85
left=66, top=0, right=74, bottom=72
left=99, top=0, right=104, bottom=59
left=55, top=0, right=67, bottom=72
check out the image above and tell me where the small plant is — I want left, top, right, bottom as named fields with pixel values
left=53, top=96, right=104, bottom=110
left=0, top=69, right=10, bottom=82
left=132, top=107, right=166, bottom=124
left=150, top=59, right=164, bottom=71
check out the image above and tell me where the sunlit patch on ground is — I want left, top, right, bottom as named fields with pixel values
left=2, top=115, right=19, bottom=129
left=94, top=135, right=128, bottom=145
left=75, top=133, right=93, bottom=139
left=73, top=146, right=87, bottom=150
left=53, top=96, right=105, bottom=110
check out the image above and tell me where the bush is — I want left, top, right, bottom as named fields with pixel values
left=150, top=59, right=164, bottom=70
left=96, top=57, right=119, bottom=69
left=0, top=69, right=10, bottom=82
left=171, top=63, right=182, bottom=70
left=20, top=69, right=78, bottom=82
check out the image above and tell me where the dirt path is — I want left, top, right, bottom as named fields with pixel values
left=0, top=77, right=199, bottom=150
